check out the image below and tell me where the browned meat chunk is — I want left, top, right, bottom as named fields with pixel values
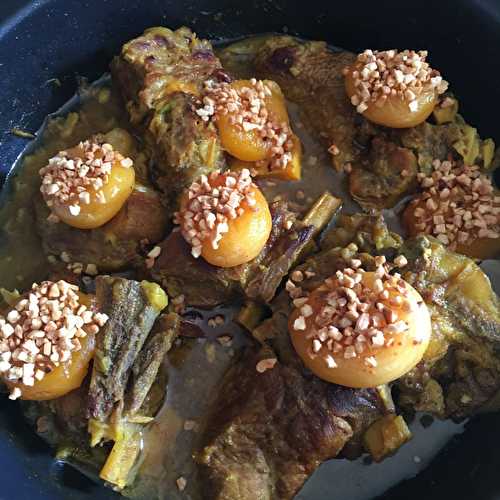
left=151, top=202, right=315, bottom=306
left=398, top=121, right=460, bottom=171
left=150, top=230, right=241, bottom=307
left=111, top=26, right=222, bottom=123
left=146, top=92, right=225, bottom=201
left=197, top=346, right=388, bottom=500
left=399, top=116, right=497, bottom=172
left=104, top=186, right=167, bottom=243
left=320, top=213, right=403, bottom=254
left=249, top=36, right=359, bottom=171
left=299, top=214, right=500, bottom=421
left=196, top=225, right=397, bottom=499
left=348, top=137, right=418, bottom=209
left=35, top=186, right=167, bottom=271
left=112, top=27, right=226, bottom=206
left=226, top=36, right=421, bottom=209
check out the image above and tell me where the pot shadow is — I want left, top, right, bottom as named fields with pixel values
left=0, top=397, right=118, bottom=498
left=380, top=413, right=500, bottom=500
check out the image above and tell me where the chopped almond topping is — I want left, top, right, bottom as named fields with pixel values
left=256, top=358, right=278, bottom=373
left=291, top=264, right=414, bottom=368
left=39, top=138, right=133, bottom=221
left=394, top=255, right=408, bottom=268
left=344, top=49, right=448, bottom=114
left=328, top=144, right=340, bottom=156
left=174, top=169, right=257, bottom=259
left=409, top=159, right=499, bottom=250
left=197, top=79, right=293, bottom=171
left=291, top=270, right=304, bottom=282
left=176, top=477, right=187, bottom=492
left=145, top=245, right=162, bottom=269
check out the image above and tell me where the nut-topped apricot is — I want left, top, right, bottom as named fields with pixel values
left=175, top=169, right=272, bottom=268
left=196, top=78, right=296, bottom=172
left=288, top=259, right=431, bottom=388
left=344, top=49, right=448, bottom=128
left=12, top=332, right=96, bottom=401
left=215, top=79, right=289, bottom=161
left=403, top=159, right=500, bottom=259
left=0, top=280, right=108, bottom=400
left=40, top=138, right=135, bottom=229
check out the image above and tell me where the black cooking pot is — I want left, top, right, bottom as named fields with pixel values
left=1, top=1, right=500, bottom=499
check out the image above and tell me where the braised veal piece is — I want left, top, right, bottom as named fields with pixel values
left=111, top=27, right=227, bottom=207
left=152, top=199, right=327, bottom=306
left=34, top=128, right=168, bottom=271
left=317, top=215, right=500, bottom=420
left=197, top=349, right=391, bottom=500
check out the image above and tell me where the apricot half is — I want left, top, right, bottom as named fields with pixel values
left=12, top=332, right=96, bottom=401
left=345, top=64, right=438, bottom=128
left=217, top=79, right=289, bottom=161
left=289, top=272, right=431, bottom=388
left=201, top=185, right=271, bottom=267
left=403, top=196, right=500, bottom=260
left=179, top=171, right=272, bottom=268
left=51, top=159, right=135, bottom=230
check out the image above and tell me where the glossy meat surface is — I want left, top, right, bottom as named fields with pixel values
left=221, top=36, right=496, bottom=210
left=197, top=347, right=387, bottom=500
left=112, top=27, right=226, bottom=206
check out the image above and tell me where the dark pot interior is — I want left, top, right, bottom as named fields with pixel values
left=1, top=1, right=499, bottom=499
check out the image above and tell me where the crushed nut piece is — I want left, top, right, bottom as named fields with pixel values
left=256, top=358, right=278, bottom=373
left=328, top=144, right=340, bottom=156
left=176, top=476, right=187, bottom=492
